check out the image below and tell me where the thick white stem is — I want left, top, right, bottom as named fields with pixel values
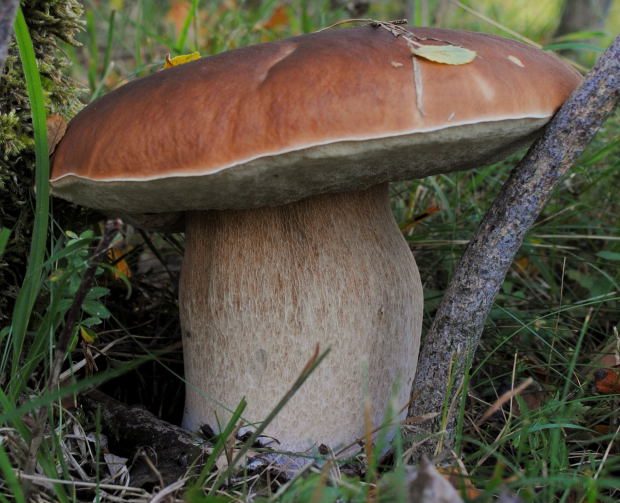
left=180, top=183, right=422, bottom=453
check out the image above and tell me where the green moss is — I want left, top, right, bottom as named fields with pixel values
left=0, top=0, right=84, bottom=323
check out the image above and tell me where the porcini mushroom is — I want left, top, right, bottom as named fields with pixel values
left=50, top=25, right=581, bottom=454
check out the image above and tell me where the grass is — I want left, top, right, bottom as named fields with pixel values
left=2, top=0, right=619, bottom=501
left=9, top=7, right=50, bottom=390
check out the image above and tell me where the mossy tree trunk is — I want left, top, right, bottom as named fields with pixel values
left=0, top=1, right=84, bottom=323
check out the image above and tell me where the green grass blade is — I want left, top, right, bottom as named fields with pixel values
left=175, top=0, right=201, bottom=52
left=543, top=41, right=603, bottom=52
left=560, top=310, right=591, bottom=402
left=133, top=0, right=144, bottom=74
left=101, top=9, right=116, bottom=80
left=0, top=443, right=26, bottom=503
left=0, top=227, right=10, bottom=257
left=299, top=0, right=312, bottom=33
left=581, top=139, right=620, bottom=166
left=0, top=385, right=33, bottom=441
left=86, top=9, right=98, bottom=93
left=412, top=0, right=423, bottom=26
left=10, top=7, right=51, bottom=383
left=186, top=398, right=247, bottom=498
left=553, top=30, right=607, bottom=42
left=89, top=9, right=117, bottom=103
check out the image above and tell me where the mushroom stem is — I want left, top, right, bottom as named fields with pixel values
left=179, top=183, right=422, bottom=452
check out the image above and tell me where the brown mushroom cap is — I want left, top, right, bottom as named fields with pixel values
left=50, top=26, right=581, bottom=213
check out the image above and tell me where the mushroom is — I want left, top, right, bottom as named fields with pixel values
left=50, top=25, right=581, bottom=454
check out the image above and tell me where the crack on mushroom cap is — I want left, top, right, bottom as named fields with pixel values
left=257, top=42, right=298, bottom=85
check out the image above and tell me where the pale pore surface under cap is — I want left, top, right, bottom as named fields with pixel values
left=51, top=117, right=546, bottom=214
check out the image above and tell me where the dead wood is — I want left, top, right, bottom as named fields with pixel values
left=81, top=389, right=207, bottom=486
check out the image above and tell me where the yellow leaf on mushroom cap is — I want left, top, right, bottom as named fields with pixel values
left=410, top=44, right=476, bottom=65
left=163, top=51, right=201, bottom=69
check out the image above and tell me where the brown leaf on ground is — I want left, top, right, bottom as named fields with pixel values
left=514, top=381, right=548, bottom=416
left=514, top=255, right=538, bottom=276
left=591, top=424, right=611, bottom=435
left=437, top=466, right=480, bottom=500
left=593, top=365, right=620, bottom=394
left=262, top=5, right=289, bottom=31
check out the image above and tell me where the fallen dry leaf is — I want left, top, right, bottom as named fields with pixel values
left=381, top=458, right=467, bottom=503
left=104, top=451, right=129, bottom=479
left=515, top=255, right=538, bottom=276
left=591, top=424, right=611, bottom=435
left=594, top=365, right=620, bottom=394
left=437, top=466, right=480, bottom=500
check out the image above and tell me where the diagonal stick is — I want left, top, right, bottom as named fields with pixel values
left=408, top=35, right=619, bottom=459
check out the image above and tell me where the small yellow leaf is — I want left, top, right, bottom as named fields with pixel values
left=107, top=246, right=132, bottom=280
left=163, top=51, right=201, bottom=69
left=410, top=44, right=476, bottom=65
left=49, top=270, right=64, bottom=282
left=80, top=326, right=97, bottom=344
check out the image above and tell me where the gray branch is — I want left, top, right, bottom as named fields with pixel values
left=408, top=35, right=619, bottom=456
left=0, top=0, right=18, bottom=72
